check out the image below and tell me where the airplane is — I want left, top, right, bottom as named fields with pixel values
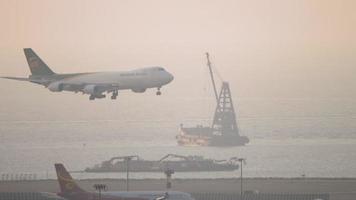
left=55, top=163, right=195, bottom=200
left=1, top=48, right=174, bottom=100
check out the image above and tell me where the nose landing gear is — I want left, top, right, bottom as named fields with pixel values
left=156, top=87, right=162, bottom=95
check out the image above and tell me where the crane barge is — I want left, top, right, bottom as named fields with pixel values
left=176, top=53, right=249, bottom=146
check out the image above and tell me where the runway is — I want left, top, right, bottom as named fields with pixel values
left=1, top=178, right=355, bottom=200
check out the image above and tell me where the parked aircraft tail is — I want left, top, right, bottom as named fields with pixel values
left=24, top=48, right=55, bottom=76
left=55, top=163, right=85, bottom=194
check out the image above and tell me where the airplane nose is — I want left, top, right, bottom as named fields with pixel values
left=168, top=73, right=174, bottom=83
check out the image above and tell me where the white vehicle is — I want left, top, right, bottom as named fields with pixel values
left=2, top=48, right=174, bottom=100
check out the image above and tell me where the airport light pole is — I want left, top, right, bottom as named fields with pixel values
left=164, top=168, right=175, bottom=190
left=238, top=158, right=246, bottom=200
left=125, top=157, right=132, bottom=191
left=94, top=184, right=107, bottom=200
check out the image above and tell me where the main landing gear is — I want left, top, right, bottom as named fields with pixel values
left=156, top=87, right=162, bottom=96
left=111, top=90, right=118, bottom=100
left=89, top=94, right=106, bottom=100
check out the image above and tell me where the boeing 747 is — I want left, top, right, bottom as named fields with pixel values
left=2, top=48, right=174, bottom=100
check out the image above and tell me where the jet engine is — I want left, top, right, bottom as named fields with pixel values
left=131, top=88, right=146, bottom=93
left=47, top=82, right=64, bottom=92
left=83, top=85, right=99, bottom=95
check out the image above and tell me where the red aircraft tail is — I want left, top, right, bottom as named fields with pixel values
left=55, top=163, right=85, bottom=194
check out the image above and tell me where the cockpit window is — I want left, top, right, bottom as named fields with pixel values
left=158, top=67, right=164, bottom=71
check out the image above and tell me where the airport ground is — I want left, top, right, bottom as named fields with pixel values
left=1, top=178, right=356, bottom=200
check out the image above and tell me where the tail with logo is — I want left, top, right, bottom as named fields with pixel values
left=55, top=163, right=85, bottom=194
left=24, top=48, right=55, bottom=76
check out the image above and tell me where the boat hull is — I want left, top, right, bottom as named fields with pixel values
left=176, top=127, right=249, bottom=147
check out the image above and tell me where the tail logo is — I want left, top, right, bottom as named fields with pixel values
left=58, top=173, right=77, bottom=191
left=65, top=182, right=75, bottom=190
left=29, top=57, right=40, bottom=69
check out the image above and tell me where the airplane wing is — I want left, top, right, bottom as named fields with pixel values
left=1, top=76, right=31, bottom=81
left=56, top=82, right=120, bottom=100
left=47, top=81, right=120, bottom=94
left=83, top=83, right=120, bottom=94
left=1, top=76, right=52, bottom=86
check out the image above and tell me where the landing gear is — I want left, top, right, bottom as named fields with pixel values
left=111, top=90, right=118, bottom=100
left=156, top=87, right=162, bottom=96
left=89, top=94, right=106, bottom=100
left=89, top=95, right=95, bottom=100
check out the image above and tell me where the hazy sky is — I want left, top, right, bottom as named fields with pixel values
left=0, top=0, right=356, bottom=99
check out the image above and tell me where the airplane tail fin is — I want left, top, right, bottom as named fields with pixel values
left=24, top=48, right=55, bottom=76
left=55, top=163, right=85, bottom=194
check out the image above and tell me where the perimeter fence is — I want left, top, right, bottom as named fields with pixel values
left=0, top=192, right=330, bottom=200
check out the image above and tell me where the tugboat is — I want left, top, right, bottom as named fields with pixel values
left=176, top=53, right=249, bottom=147
left=84, top=154, right=239, bottom=172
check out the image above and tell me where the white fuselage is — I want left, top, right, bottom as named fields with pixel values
left=44, top=67, right=174, bottom=97
left=58, top=68, right=172, bottom=90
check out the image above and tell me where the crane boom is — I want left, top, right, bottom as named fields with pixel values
left=107, top=155, right=139, bottom=164
left=206, top=52, right=219, bottom=103
left=159, top=154, right=189, bottom=162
